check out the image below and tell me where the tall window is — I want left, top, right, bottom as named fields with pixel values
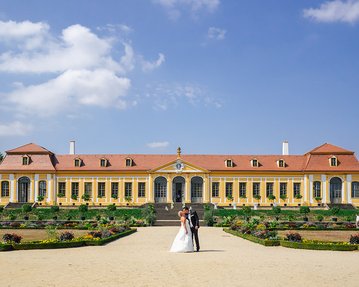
left=253, top=182, right=260, bottom=197
left=251, top=159, right=259, bottom=167
left=71, top=182, right=79, bottom=197
left=1, top=181, right=9, bottom=197
left=39, top=181, right=46, bottom=197
left=278, top=160, right=285, bottom=168
left=58, top=182, right=66, bottom=196
left=191, top=177, right=203, bottom=198
left=212, top=182, right=219, bottom=197
left=330, top=157, right=338, bottom=166
left=225, top=159, right=233, bottom=167
left=100, top=159, right=107, bottom=167
left=138, top=182, right=146, bottom=197
left=239, top=182, right=246, bottom=197
left=22, top=156, right=30, bottom=165
left=313, top=181, right=321, bottom=198
left=74, top=159, right=81, bottom=167
left=126, top=158, right=133, bottom=167
left=225, top=182, right=233, bottom=198
left=266, top=182, right=274, bottom=197
left=352, top=182, right=359, bottom=198
left=111, top=182, right=118, bottom=198
left=98, top=182, right=106, bottom=197
left=280, top=183, right=287, bottom=197
left=84, top=182, right=92, bottom=197
left=293, top=183, right=301, bottom=198
left=154, top=177, right=166, bottom=198
left=125, top=182, right=132, bottom=197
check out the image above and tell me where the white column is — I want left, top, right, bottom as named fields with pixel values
left=47, top=174, right=52, bottom=203
left=9, top=174, right=15, bottom=202
left=303, top=175, right=307, bottom=202
left=203, top=177, right=206, bottom=202
left=347, top=175, right=352, bottom=204
left=321, top=174, right=327, bottom=203
left=34, top=174, right=39, bottom=202
left=53, top=174, right=57, bottom=204
left=309, top=175, right=313, bottom=204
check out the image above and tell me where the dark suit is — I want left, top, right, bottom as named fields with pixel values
left=188, top=211, right=200, bottom=251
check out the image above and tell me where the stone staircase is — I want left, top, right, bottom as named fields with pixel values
left=154, top=203, right=205, bottom=226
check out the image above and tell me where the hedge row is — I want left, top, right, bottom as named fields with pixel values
left=1, top=229, right=136, bottom=251
left=279, top=240, right=358, bottom=251
left=224, top=229, right=359, bottom=251
left=224, top=229, right=280, bottom=246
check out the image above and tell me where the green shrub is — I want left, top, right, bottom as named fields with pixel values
left=299, top=206, right=310, bottom=214
left=330, top=207, right=340, bottom=215
left=22, top=204, right=32, bottom=213
left=204, top=205, right=215, bottom=226
left=268, top=194, right=276, bottom=201
left=37, top=195, right=44, bottom=202
left=280, top=194, right=287, bottom=201
left=316, top=215, right=324, bottom=222
left=107, top=204, right=116, bottom=212
left=71, top=194, right=78, bottom=200
left=142, top=204, right=156, bottom=226
left=280, top=240, right=357, bottom=251
left=81, top=194, right=90, bottom=201
left=224, top=229, right=280, bottom=246
left=272, top=206, right=281, bottom=214
left=0, top=206, right=4, bottom=212
left=0, top=243, right=13, bottom=251
left=78, top=204, right=88, bottom=212
left=51, top=206, right=60, bottom=212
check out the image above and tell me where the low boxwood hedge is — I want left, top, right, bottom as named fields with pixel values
left=280, top=240, right=358, bottom=251
left=224, top=229, right=280, bottom=246
left=1, top=228, right=137, bottom=251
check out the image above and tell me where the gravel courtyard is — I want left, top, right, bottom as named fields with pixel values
left=0, top=227, right=358, bottom=287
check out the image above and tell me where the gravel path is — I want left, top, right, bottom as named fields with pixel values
left=0, top=227, right=358, bottom=287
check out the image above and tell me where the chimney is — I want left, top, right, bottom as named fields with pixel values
left=69, top=140, right=75, bottom=155
left=282, top=141, right=289, bottom=155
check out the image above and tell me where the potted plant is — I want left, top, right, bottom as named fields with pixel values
left=226, top=195, right=234, bottom=206
left=71, top=194, right=78, bottom=201
left=111, top=194, right=118, bottom=200
left=57, top=192, right=65, bottom=198
left=253, top=195, right=261, bottom=207
left=315, top=196, right=322, bottom=206
left=125, top=196, right=132, bottom=206
left=294, top=194, right=302, bottom=200
left=37, top=195, right=44, bottom=202
left=268, top=194, right=276, bottom=206
left=239, top=194, right=247, bottom=200
left=81, top=193, right=90, bottom=201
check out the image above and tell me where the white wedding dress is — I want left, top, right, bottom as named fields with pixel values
left=170, top=218, right=194, bottom=253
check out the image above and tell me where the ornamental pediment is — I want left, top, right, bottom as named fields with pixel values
left=150, top=159, right=208, bottom=173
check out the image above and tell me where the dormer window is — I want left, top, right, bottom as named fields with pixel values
left=251, top=159, right=259, bottom=167
left=100, top=158, right=108, bottom=167
left=22, top=155, right=30, bottom=165
left=74, top=158, right=82, bottom=167
left=330, top=156, right=338, bottom=167
left=278, top=159, right=286, bottom=168
left=225, top=159, right=233, bottom=168
left=126, top=158, right=133, bottom=167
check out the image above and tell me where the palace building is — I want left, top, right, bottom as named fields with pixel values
left=0, top=141, right=358, bottom=208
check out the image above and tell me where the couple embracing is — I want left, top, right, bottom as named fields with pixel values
left=170, top=206, right=200, bottom=253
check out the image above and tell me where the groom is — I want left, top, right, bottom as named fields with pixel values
left=183, top=206, right=200, bottom=252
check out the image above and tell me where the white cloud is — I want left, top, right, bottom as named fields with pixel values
left=147, top=141, right=170, bottom=148
left=7, top=69, right=131, bottom=116
left=207, top=27, right=226, bottom=40
left=142, top=53, right=165, bottom=72
left=303, top=0, right=359, bottom=23
left=0, top=20, right=164, bottom=118
left=0, top=121, right=33, bottom=136
left=153, top=0, right=220, bottom=20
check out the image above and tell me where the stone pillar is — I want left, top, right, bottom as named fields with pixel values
left=47, top=174, right=53, bottom=203
left=33, top=174, right=39, bottom=202
left=185, top=175, right=190, bottom=203
left=321, top=175, right=327, bottom=203
left=148, top=174, right=154, bottom=203
left=309, top=175, right=313, bottom=204
left=347, top=175, right=352, bottom=204
left=9, top=174, right=15, bottom=203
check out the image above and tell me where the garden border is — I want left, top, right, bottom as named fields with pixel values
left=224, top=229, right=280, bottom=246
left=1, top=228, right=137, bottom=251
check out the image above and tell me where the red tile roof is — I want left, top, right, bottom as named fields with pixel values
left=6, top=143, right=53, bottom=155
left=0, top=143, right=358, bottom=173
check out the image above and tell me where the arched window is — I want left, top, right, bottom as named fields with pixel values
left=154, top=176, right=167, bottom=203
left=1, top=181, right=9, bottom=197
left=39, top=181, right=46, bottom=197
left=191, top=176, right=203, bottom=203
left=352, top=182, right=359, bottom=198
left=313, top=181, right=321, bottom=198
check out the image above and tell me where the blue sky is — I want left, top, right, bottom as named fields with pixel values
left=0, top=0, right=358, bottom=156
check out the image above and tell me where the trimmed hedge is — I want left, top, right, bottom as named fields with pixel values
left=1, top=228, right=137, bottom=251
left=224, top=229, right=280, bottom=246
left=280, top=240, right=358, bottom=251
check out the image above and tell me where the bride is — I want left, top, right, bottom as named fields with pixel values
left=170, top=210, right=194, bottom=253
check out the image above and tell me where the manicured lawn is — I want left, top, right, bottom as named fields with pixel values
left=0, top=229, right=88, bottom=242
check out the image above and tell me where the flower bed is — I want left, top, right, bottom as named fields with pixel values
left=280, top=240, right=358, bottom=251
left=1, top=228, right=136, bottom=252
left=224, top=229, right=280, bottom=246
